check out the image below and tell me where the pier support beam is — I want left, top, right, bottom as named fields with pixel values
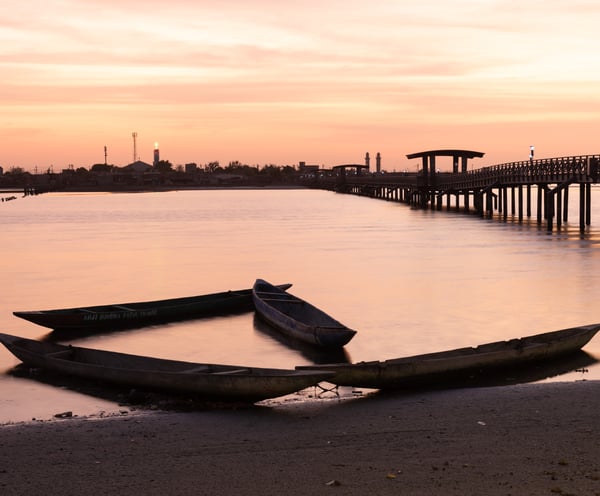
left=546, top=189, right=555, bottom=231
left=556, top=189, right=562, bottom=229
left=580, top=184, right=585, bottom=231
left=518, top=186, right=524, bottom=222
left=586, top=183, right=591, bottom=226
left=536, top=185, right=545, bottom=225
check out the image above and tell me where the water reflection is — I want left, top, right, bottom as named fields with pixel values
left=5, top=364, right=257, bottom=412
left=252, top=314, right=351, bottom=365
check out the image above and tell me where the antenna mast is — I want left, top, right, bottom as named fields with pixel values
left=132, top=132, right=138, bottom=163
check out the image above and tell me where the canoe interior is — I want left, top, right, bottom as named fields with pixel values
left=0, top=334, right=312, bottom=376
left=18, top=291, right=256, bottom=316
left=253, top=287, right=345, bottom=327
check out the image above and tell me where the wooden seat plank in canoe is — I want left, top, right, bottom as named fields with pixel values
left=113, top=305, right=136, bottom=311
left=47, top=349, right=74, bottom=359
left=255, top=291, right=290, bottom=296
left=184, top=365, right=211, bottom=373
left=258, top=298, right=304, bottom=303
left=212, top=369, right=250, bottom=375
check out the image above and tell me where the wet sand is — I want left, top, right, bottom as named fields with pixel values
left=1, top=381, right=599, bottom=495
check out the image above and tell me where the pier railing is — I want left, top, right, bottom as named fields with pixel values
left=438, top=155, right=598, bottom=189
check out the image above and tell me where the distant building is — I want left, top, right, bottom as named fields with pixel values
left=0, top=166, right=3, bottom=175
left=123, top=160, right=153, bottom=173
left=298, top=161, right=319, bottom=173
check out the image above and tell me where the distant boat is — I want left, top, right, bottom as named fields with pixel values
left=13, top=284, right=292, bottom=332
left=0, top=333, right=333, bottom=403
left=252, top=279, right=357, bottom=348
left=297, top=324, right=600, bottom=389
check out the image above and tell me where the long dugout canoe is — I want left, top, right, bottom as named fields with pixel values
left=0, top=332, right=333, bottom=403
left=297, top=324, right=600, bottom=389
left=14, top=284, right=292, bottom=332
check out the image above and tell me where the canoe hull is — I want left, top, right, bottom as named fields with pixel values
left=252, top=279, right=356, bottom=348
left=297, top=324, right=600, bottom=389
left=0, top=333, right=333, bottom=402
left=14, top=284, right=292, bottom=332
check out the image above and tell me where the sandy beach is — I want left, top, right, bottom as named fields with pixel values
left=1, top=381, right=599, bottom=496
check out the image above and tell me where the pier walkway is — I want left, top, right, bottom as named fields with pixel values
left=305, top=151, right=600, bottom=232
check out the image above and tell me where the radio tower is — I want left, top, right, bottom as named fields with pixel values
left=132, top=132, right=138, bottom=163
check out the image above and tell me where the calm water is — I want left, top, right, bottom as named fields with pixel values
left=1, top=188, right=600, bottom=423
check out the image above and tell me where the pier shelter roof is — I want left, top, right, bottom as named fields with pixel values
left=332, top=164, right=369, bottom=170
left=331, top=164, right=370, bottom=176
left=406, top=149, right=484, bottom=160
left=406, top=149, right=484, bottom=173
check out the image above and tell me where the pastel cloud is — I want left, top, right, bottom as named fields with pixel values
left=1, top=0, right=599, bottom=169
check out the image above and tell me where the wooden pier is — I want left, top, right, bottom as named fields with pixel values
left=305, top=150, right=600, bottom=232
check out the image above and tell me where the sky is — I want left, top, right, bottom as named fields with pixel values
left=1, top=0, right=600, bottom=172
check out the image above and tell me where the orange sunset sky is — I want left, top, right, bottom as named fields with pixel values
left=1, top=1, right=599, bottom=172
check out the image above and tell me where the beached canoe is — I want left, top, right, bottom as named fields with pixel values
left=297, top=323, right=600, bottom=389
left=13, top=284, right=292, bottom=332
left=0, top=333, right=333, bottom=402
left=252, top=279, right=357, bottom=348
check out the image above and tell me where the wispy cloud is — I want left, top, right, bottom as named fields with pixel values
left=1, top=0, right=599, bottom=168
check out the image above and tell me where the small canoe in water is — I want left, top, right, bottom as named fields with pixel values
left=0, top=333, right=333, bottom=403
left=13, top=284, right=292, bottom=332
left=252, top=279, right=357, bottom=348
left=297, top=323, right=600, bottom=389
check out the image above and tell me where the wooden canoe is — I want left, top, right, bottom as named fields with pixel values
left=13, top=284, right=292, bottom=332
left=252, top=279, right=357, bottom=348
left=297, top=323, right=600, bottom=389
left=0, top=333, right=333, bottom=403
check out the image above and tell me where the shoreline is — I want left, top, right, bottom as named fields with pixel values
left=0, top=184, right=310, bottom=195
left=1, top=380, right=599, bottom=495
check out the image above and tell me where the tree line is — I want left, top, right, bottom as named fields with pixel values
left=0, top=160, right=304, bottom=189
